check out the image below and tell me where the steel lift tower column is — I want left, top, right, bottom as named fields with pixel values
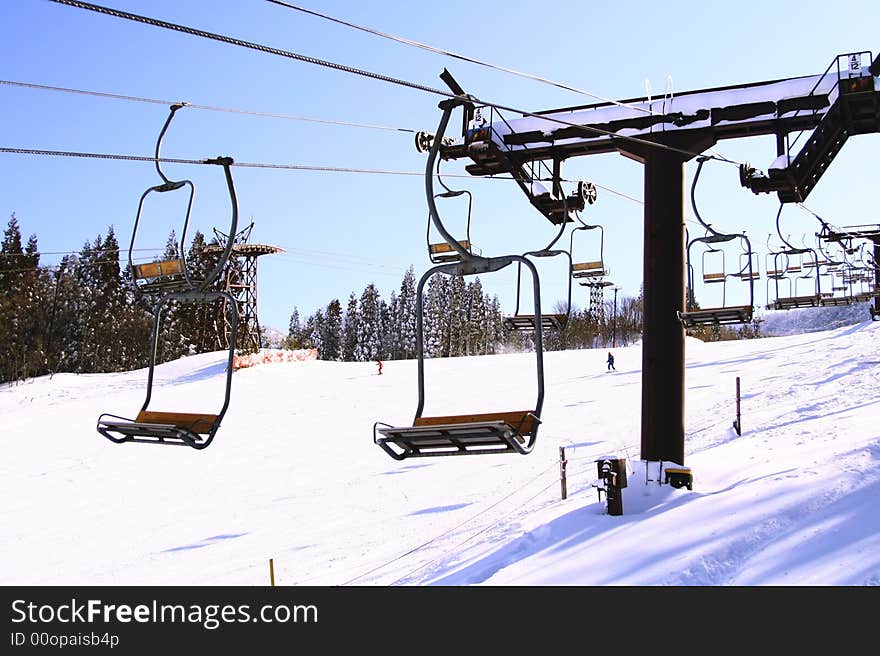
left=619, top=134, right=714, bottom=464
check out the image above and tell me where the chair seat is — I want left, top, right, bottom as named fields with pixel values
left=375, top=411, right=539, bottom=459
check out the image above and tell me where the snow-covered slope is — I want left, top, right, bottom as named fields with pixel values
left=1, top=320, right=878, bottom=586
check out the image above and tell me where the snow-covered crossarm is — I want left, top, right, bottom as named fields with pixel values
left=442, top=71, right=847, bottom=163
left=439, top=53, right=879, bottom=204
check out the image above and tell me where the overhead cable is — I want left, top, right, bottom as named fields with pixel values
left=265, top=0, right=655, bottom=115
left=0, top=147, right=644, bottom=204
left=48, top=0, right=740, bottom=167
left=0, top=79, right=415, bottom=133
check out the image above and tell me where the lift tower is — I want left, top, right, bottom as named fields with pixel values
left=204, top=223, right=283, bottom=354
left=430, top=50, right=879, bottom=466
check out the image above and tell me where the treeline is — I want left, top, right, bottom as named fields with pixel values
left=6, top=209, right=743, bottom=384
left=282, top=267, right=648, bottom=362
left=0, top=213, right=228, bottom=384
left=283, top=267, right=507, bottom=360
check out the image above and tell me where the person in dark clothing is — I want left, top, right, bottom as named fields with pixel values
left=607, top=352, right=616, bottom=371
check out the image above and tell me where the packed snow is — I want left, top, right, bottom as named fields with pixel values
left=1, top=317, right=878, bottom=586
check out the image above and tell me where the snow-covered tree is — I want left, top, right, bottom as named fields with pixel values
left=354, top=283, right=381, bottom=362
left=397, top=265, right=418, bottom=359
left=342, top=292, right=359, bottom=362
left=384, top=290, right=399, bottom=360
left=322, top=299, right=343, bottom=361
left=285, top=306, right=304, bottom=348
left=423, top=273, right=447, bottom=358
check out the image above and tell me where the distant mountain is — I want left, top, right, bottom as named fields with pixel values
left=261, top=325, right=286, bottom=348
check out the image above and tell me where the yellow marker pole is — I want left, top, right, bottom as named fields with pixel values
left=269, top=558, right=275, bottom=586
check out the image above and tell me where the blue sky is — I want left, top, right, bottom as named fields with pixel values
left=2, top=0, right=878, bottom=331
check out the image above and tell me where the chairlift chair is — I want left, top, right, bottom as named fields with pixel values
left=98, top=104, right=241, bottom=449
left=765, top=204, right=827, bottom=310
left=677, top=157, right=754, bottom=328
left=570, top=222, right=609, bottom=283
left=127, top=105, right=239, bottom=302
left=375, top=255, right=544, bottom=459
left=97, top=290, right=239, bottom=449
left=736, top=250, right=761, bottom=281
left=679, top=232, right=754, bottom=328
left=502, top=187, right=578, bottom=333
left=375, top=94, right=545, bottom=460
left=425, top=160, right=479, bottom=264
left=502, top=247, right=572, bottom=332
left=767, top=247, right=824, bottom=310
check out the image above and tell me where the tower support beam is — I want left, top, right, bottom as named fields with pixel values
left=618, top=132, right=715, bottom=465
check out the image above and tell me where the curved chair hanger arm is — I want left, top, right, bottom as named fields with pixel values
left=734, top=232, right=755, bottom=275
left=153, top=104, right=188, bottom=190
left=690, top=156, right=721, bottom=237
left=182, top=156, right=239, bottom=292
left=774, top=203, right=800, bottom=252
left=741, top=233, right=755, bottom=308
left=425, top=99, right=472, bottom=262
left=539, top=198, right=570, bottom=252
left=126, top=104, right=196, bottom=300
left=427, top=156, right=474, bottom=258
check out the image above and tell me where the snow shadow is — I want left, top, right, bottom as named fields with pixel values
left=409, top=503, right=471, bottom=516
left=161, top=360, right=229, bottom=386
left=161, top=532, right=248, bottom=553
left=380, top=463, right=434, bottom=475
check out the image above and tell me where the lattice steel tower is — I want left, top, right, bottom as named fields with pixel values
left=204, top=223, right=282, bottom=354
left=584, top=279, right=613, bottom=325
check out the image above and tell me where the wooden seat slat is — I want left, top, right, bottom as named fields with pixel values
left=135, top=410, right=218, bottom=434
left=414, top=410, right=535, bottom=435
left=133, top=258, right=185, bottom=280
left=429, top=240, right=471, bottom=254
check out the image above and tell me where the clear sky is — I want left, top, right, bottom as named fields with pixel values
left=2, top=0, right=878, bottom=332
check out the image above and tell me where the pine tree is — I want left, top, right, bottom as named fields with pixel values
left=322, top=299, right=343, bottom=361
left=93, top=226, right=126, bottom=370
left=309, top=308, right=325, bottom=357
left=446, top=274, right=466, bottom=357
left=355, top=283, right=381, bottom=362
left=184, top=230, right=219, bottom=354
left=24, top=234, right=39, bottom=270
left=423, top=273, right=447, bottom=358
left=488, top=295, right=504, bottom=354
left=397, top=265, right=418, bottom=359
left=285, top=307, right=303, bottom=348
left=383, top=292, right=398, bottom=360
left=0, top=214, right=40, bottom=382
left=467, top=278, right=487, bottom=355
left=342, top=292, right=359, bottom=362
left=0, top=213, right=25, bottom=298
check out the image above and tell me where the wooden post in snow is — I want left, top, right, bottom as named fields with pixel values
left=733, top=376, right=742, bottom=435
left=559, top=447, right=568, bottom=500
left=269, top=558, right=275, bottom=586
